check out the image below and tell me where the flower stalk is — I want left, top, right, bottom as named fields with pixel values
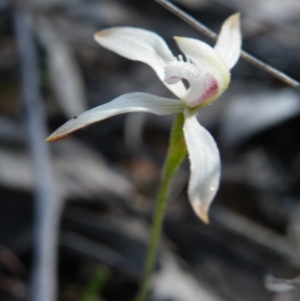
left=134, top=113, right=187, bottom=301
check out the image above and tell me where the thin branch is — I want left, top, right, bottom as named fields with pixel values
left=13, top=8, right=64, bottom=301
left=154, top=0, right=300, bottom=92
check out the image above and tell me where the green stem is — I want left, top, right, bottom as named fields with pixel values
left=133, top=113, right=187, bottom=301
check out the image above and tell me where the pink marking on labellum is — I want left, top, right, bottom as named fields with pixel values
left=198, top=74, right=218, bottom=103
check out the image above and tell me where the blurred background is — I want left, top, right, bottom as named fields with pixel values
left=1, top=0, right=300, bottom=300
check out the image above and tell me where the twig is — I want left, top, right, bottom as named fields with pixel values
left=13, top=8, right=64, bottom=301
left=153, top=0, right=300, bottom=92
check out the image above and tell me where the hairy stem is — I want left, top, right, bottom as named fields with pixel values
left=134, top=113, right=187, bottom=301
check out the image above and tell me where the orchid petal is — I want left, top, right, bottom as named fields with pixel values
left=46, top=93, right=184, bottom=142
left=183, top=109, right=221, bottom=223
left=174, top=37, right=230, bottom=96
left=94, top=27, right=187, bottom=99
left=214, top=13, right=241, bottom=69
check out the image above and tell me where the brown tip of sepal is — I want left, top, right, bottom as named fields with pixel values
left=198, top=210, right=210, bottom=224
left=226, top=12, right=241, bottom=27
left=45, top=131, right=73, bottom=143
left=94, top=28, right=114, bottom=42
left=192, top=204, right=210, bottom=224
left=45, top=136, right=59, bottom=142
left=45, top=137, right=53, bottom=143
left=45, top=134, right=58, bottom=142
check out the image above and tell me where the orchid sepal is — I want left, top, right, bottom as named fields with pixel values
left=45, top=92, right=184, bottom=142
left=215, top=13, right=242, bottom=69
left=183, top=108, right=221, bottom=223
left=94, top=27, right=187, bottom=99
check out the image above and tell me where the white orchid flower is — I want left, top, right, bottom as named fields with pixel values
left=46, top=14, right=241, bottom=223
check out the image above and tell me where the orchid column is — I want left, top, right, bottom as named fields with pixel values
left=46, top=13, right=241, bottom=301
